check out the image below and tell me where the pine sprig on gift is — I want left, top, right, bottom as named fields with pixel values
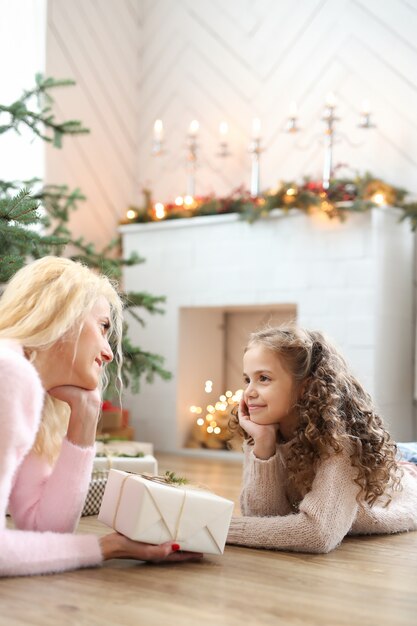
left=164, top=471, right=188, bottom=485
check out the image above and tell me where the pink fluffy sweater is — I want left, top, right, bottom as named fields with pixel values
left=0, top=340, right=103, bottom=576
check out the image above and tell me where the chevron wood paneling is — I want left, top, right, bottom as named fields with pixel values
left=46, top=0, right=417, bottom=246
left=45, top=0, right=141, bottom=248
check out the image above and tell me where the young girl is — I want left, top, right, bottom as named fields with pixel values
left=227, top=325, right=417, bottom=553
left=0, top=256, right=200, bottom=577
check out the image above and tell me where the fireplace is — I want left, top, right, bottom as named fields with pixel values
left=178, top=303, right=297, bottom=450
left=120, top=208, right=415, bottom=453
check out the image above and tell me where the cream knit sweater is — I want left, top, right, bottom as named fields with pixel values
left=227, top=440, right=417, bottom=553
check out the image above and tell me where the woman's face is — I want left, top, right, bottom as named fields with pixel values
left=41, top=296, right=114, bottom=390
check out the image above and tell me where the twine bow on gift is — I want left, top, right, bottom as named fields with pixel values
left=111, top=471, right=189, bottom=541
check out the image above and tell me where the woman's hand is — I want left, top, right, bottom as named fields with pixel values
left=99, top=532, right=203, bottom=564
left=48, top=385, right=101, bottom=447
left=238, top=398, right=278, bottom=460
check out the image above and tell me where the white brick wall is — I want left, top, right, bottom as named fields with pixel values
left=121, top=208, right=415, bottom=451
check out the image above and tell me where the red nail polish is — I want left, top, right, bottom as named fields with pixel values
left=172, top=543, right=180, bottom=551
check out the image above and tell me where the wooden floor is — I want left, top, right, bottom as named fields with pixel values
left=3, top=453, right=417, bottom=626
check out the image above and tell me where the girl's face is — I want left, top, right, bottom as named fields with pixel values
left=39, top=296, right=114, bottom=390
left=243, top=343, right=299, bottom=436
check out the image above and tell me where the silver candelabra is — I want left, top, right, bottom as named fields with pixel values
left=285, top=94, right=375, bottom=189
left=248, top=118, right=263, bottom=197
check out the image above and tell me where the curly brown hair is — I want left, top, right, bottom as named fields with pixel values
left=229, top=324, right=402, bottom=506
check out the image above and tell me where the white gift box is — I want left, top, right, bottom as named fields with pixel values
left=98, top=469, right=234, bottom=555
left=95, top=441, right=154, bottom=456
left=93, top=454, right=158, bottom=475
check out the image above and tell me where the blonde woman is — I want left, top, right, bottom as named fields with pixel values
left=0, top=256, right=199, bottom=576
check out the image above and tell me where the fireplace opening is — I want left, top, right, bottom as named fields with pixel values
left=177, top=304, right=297, bottom=450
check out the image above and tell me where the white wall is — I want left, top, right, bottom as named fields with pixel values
left=0, top=0, right=46, bottom=183
left=45, top=0, right=141, bottom=249
left=45, top=0, right=417, bottom=245
left=137, top=0, right=417, bottom=205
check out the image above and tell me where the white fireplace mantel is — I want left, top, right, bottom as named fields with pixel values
left=120, top=208, right=415, bottom=452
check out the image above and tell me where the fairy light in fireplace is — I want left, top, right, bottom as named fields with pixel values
left=187, top=385, right=244, bottom=449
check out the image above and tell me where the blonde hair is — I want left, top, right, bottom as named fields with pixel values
left=230, top=323, right=401, bottom=506
left=0, top=256, right=124, bottom=462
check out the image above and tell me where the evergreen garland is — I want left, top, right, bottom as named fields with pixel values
left=125, top=174, right=417, bottom=230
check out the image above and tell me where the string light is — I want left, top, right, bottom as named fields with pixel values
left=154, top=202, right=165, bottom=219
left=189, top=381, right=242, bottom=447
left=126, top=209, right=137, bottom=220
left=321, top=200, right=333, bottom=214
left=371, top=192, right=386, bottom=206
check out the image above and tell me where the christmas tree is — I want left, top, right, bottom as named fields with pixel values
left=0, top=74, right=171, bottom=395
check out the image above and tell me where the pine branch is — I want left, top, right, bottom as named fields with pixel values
left=105, top=332, right=171, bottom=398
left=123, top=291, right=167, bottom=327
left=0, top=76, right=172, bottom=396
left=0, top=75, right=89, bottom=146
left=0, top=187, right=40, bottom=223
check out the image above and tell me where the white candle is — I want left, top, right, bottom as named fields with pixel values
left=153, top=119, right=163, bottom=141
left=189, top=120, right=199, bottom=137
left=361, top=99, right=371, bottom=115
left=252, top=117, right=261, bottom=139
left=325, top=92, right=337, bottom=108
left=219, top=121, right=229, bottom=137
left=289, top=101, right=298, bottom=118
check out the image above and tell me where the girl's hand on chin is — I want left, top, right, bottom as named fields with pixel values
left=238, top=398, right=278, bottom=460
